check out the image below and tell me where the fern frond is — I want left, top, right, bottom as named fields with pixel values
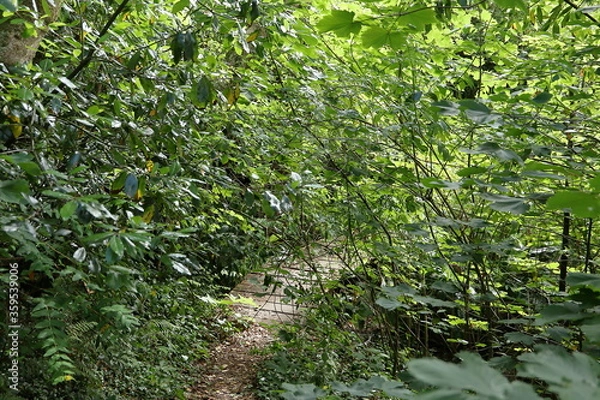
left=66, top=321, right=99, bottom=341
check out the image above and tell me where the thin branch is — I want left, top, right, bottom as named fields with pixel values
left=62, top=0, right=131, bottom=84
left=562, top=0, right=599, bottom=25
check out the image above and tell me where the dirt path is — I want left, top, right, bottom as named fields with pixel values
left=186, top=324, right=274, bottom=400
left=186, top=253, right=341, bottom=399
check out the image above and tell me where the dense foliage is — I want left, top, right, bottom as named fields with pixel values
left=1, top=0, right=600, bottom=399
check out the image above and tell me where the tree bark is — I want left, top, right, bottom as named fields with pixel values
left=0, top=0, right=62, bottom=66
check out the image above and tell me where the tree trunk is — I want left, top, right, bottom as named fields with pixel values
left=0, top=0, right=62, bottom=66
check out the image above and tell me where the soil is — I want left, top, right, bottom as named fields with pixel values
left=186, top=323, right=275, bottom=400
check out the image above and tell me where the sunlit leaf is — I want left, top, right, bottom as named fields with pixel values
left=172, top=0, right=189, bottom=13
left=398, top=7, right=437, bottom=29
left=73, top=247, right=87, bottom=262
left=316, top=10, right=362, bottom=37
left=494, top=0, right=528, bottom=11
left=362, top=26, right=389, bottom=48
left=547, top=191, right=600, bottom=218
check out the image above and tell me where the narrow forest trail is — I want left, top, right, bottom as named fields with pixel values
left=186, top=323, right=274, bottom=400
left=186, top=253, right=344, bottom=399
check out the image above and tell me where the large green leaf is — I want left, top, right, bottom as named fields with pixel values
left=581, top=316, right=600, bottom=343
left=398, top=7, right=437, bottom=30
left=518, top=346, right=600, bottom=400
left=535, top=303, right=585, bottom=324
left=0, top=179, right=31, bottom=203
left=546, top=191, right=600, bottom=218
left=459, top=100, right=502, bottom=125
left=332, top=376, right=411, bottom=397
left=478, top=143, right=522, bottom=163
left=409, top=352, right=542, bottom=399
left=172, top=0, right=189, bottom=13
left=281, top=383, right=326, bottom=400
left=361, top=26, right=389, bottom=48
left=480, top=193, right=529, bottom=214
left=316, top=10, right=362, bottom=37
left=567, top=273, right=600, bottom=289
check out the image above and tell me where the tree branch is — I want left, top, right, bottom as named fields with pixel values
left=562, top=0, right=599, bottom=25
left=62, top=0, right=131, bottom=84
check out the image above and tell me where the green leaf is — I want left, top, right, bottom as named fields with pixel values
left=581, top=317, right=600, bottom=343
left=42, top=190, right=73, bottom=200
left=60, top=201, right=78, bottom=219
left=459, top=100, right=502, bottom=125
left=361, top=26, right=389, bottom=48
left=182, top=32, right=197, bottom=61
left=0, top=0, right=17, bottom=12
left=531, top=92, right=552, bottom=104
left=589, top=175, right=600, bottom=192
left=388, top=32, right=406, bottom=50
left=480, top=193, right=529, bottom=214
left=375, top=296, right=407, bottom=310
left=73, top=247, right=87, bottom=262
left=466, top=142, right=523, bottom=164
left=111, top=171, right=127, bottom=192
left=172, top=0, right=189, bottom=13
left=191, top=75, right=215, bottom=108
left=281, top=383, right=326, bottom=400
left=250, top=0, right=260, bottom=21
left=409, top=352, right=541, bottom=399
left=398, top=7, right=437, bottom=30
left=536, top=303, right=585, bottom=324
left=504, top=332, right=536, bottom=345
left=457, top=166, right=487, bottom=176
left=332, top=379, right=375, bottom=396
left=518, top=346, right=600, bottom=400
left=0, top=179, right=30, bottom=203
left=567, top=273, right=600, bottom=289
left=17, top=87, right=34, bottom=101
left=170, top=32, right=185, bottom=64
left=494, top=0, right=528, bottom=11
left=421, top=177, right=461, bottom=190
left=316, top=10, right=362, bottom=37
left=108, top=235, right=125, bottom=258
left=166, top=253, right=192, bottom=275
left=546, top=191, right=600, bottom=218
left=432, top=100, right=460, bottom=116
left=123, top=173, right=138, bottom=198
left=289, top=172, right=302, bottom=189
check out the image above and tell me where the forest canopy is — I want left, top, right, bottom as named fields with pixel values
left=1, top=0, right=600, bottom=399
